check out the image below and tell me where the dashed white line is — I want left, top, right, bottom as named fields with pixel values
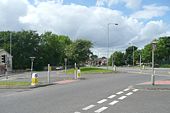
left=123, top=88, right=130, bottom=91
left=126, top=92, right=133, bottom=96
left=133, top=89, right=139, bottom=92
left=118, top=96, right=127, bottom=100
left=116, top=91, right=124, bottom=95
left=74, top=112, right=81, bottom=113
left=108, top=95, right=116, bottom=99
left=94, top=107, right=108, bottom=113
left=97, top=99, right=107, bottom=104
left=109, top=100, right=119, bottom=105
left=82, top=105, right=95, bottom=110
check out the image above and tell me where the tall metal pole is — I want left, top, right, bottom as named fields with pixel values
left=151, top=46, right=155, bottom=85
left=107, top=23, right=109, bottom=70
left=30, top=57, right=35, bottom=79
left=133, top=46, right=134, bottom=67
left=10, top=32, right=12, bottom=71
left=107, top=23, right=118, bottom=70
left=151, top=41, right=157, bottom=85
left=139, top=53, right=142, bottom=67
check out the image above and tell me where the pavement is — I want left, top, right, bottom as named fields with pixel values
left=0, top=70, right=76, bottom=89
left=132, top=79, right=170, bottom=90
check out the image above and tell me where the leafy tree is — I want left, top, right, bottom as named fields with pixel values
left=65, top=39, right=93, bottom=65
left=125, top=46, right=138, bottom=65
left=109, top=51, right=125, bottom=66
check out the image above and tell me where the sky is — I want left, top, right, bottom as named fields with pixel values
left=0, top=0, right=170, bottom=57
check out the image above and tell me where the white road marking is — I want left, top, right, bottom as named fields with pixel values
left=123, top=88, right=130, bottom=91
left=116, top=91, right=123, bottom=95
left=97, top=99, right=107, bottom=104
left=118, top=96, right=127, bottom=100
left=108, top=95, right=116, bottom=99
left=82, top=105, right=95, bottom=110
left=126, top=92, right=133, bottom=96
left=109, top=100, right=119, bottom=105
left=133, top=89, right=139, bottom=92
left=94, top=107, right=108, bottom=113
left=74, top=112, right=81, bottom=113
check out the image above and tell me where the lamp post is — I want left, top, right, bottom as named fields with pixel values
left=151, top=41, right=157, bottom=85
left=30, top=57, right=35, bottom=78
left=64, top=58, right=67, bottom=75
left=10, top=32, right=13, bottom=72
left=107, top=23, right=118, bottom=70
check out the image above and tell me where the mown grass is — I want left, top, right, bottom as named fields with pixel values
left=66, top=67, right=112, bottom=74
left=160, top=64, right=170, bottom=68
left=0, top=81, right=30, bottom=86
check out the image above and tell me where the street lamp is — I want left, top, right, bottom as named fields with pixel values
left=107, top=23, right=118, bottom=70
left=64, top=58, right=67, bottom=74
left=29, top=57, right=35, bottom=77
left=151, top=41, right=157, bottom=85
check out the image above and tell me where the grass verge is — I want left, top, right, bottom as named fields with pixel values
left=0, top=81, right=30, bottom=86
left=160, top=64, right=170, bottom=68
left=66, top=67, right=112, bottom=74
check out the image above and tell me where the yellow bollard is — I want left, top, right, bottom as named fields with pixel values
left=77, top=69, right=81, bottom=78
left=31, top=73, right=38, bottom=86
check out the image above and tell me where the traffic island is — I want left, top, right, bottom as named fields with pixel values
left=132, top=80, right=170, bottom=90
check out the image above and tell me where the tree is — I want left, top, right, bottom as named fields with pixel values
left=125, top=46, right=138, bottom=65
left=109, top=51, right=125, bottom=66
left=40, top=32, right=72, bottom=66
left=65, top=39, right=93, bottom=65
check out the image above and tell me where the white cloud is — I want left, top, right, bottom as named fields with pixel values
left=0, top=0, right=29, bottom=31
left=96, top=0, right=141, bottom=9
left=131, top=4, right=170, bottom=19
left=0, top=0, right=170, bottom=57
left=131, top=20, right=169, bottom=47
left=123, top=0, right=142, bottom=9
left=34, top=0, right=63, bottom=5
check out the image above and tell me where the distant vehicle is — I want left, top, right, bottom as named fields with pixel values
left=56, top=66, right=63, bottom=70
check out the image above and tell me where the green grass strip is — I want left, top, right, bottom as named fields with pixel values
left=66, top=67, right=112, bottom=74
left=0, top=81, right=30, bottom=86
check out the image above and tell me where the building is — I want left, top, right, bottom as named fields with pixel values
left=0, top=49, right=12, bottom=74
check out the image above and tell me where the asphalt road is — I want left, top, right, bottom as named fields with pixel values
left=0, top=72, right=170, bottom=113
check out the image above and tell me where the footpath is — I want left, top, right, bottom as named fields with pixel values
left=0, top=71, right=77, bottom=89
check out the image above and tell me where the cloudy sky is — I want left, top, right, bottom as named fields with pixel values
left=0, top=0, right=170, bottom=57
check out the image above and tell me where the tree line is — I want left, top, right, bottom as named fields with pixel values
left=0, top=31, right=93, bottom=70
left=109, top=36, right=170, bottom=67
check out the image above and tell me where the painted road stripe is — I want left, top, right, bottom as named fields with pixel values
left=126, top=92, right=133, bottom=96
left=116, top=91, right=123, bottom=95
left=133, top=89, right=139, bottom=92
left=108, top=95, right=116, bottom=99
left=74, top=112, right=81, bottom=113
left=94, top=107, right=108, bottom=113
left=123, top=88, right=130, bottom=91
left=118, top=96, right=127, bottom=100
left=109, top=100, right=119, bottom=105
left=97, top=99, right=107, bottom=104
left=82, top=105, right=95, bottom=110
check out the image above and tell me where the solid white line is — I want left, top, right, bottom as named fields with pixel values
left=109, top=100, right=119, bottom=105
left=97, top=99, right=107, bottom=104
left=133, top=89, right=139, bottom=92
left=94, top=107, right=108, bottom=113
left=118, top=96, right=127, bottom=100
left=82, top=105, right=95, bottom=110
left=116, top=91, right=123, bottom=95
left=126, top=92, right=133, bottom=96
left=108, top=95, right=116, bottom=99
left=123, top=88, right=130, bottom=91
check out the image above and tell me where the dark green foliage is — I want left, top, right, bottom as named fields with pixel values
left=0, top=31, right=92, bottom=70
